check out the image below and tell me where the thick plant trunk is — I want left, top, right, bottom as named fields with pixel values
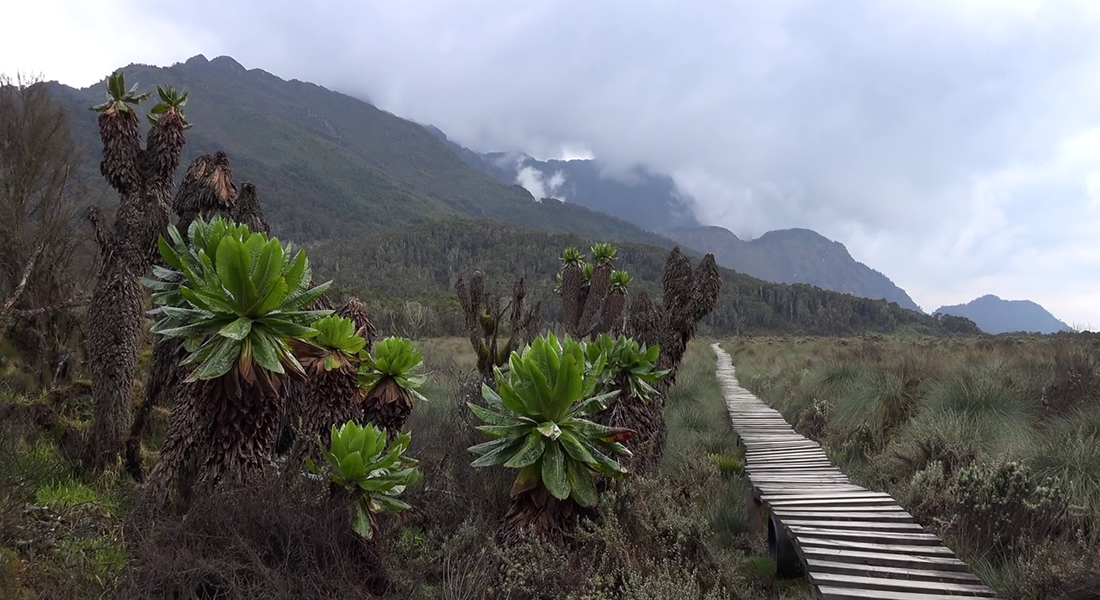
left=87, top=107, right=183, bottom=470
left=144, top=371, right=285, bottom=504
left=363, top=378, right=412, bottom=437
left=88, top=199, right=169, bottom=468
left=499, top=485, right=577, bottom=542
left=578, top=263, right=611, bottom=335
left=560, top=264, right=582, bottom=335
left=284, top=356, right=364, bottom=462
left=596, top=387, right=666, bottom=474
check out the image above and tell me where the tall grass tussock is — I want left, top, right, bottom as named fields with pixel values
left=726, top=334, right=1100, bottom=600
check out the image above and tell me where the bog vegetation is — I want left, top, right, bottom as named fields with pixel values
left=726, top=335, right=1100, bottom=600
left=2, top=68, right=1092, bottom=600
left=0, top=72, right=819, bottom=599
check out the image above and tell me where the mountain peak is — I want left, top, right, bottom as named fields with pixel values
left=935, top=296, right=1071, bottom=334
left=184, top=54, right=209, bottom=66
left=209, top=55, right=246, bottom=72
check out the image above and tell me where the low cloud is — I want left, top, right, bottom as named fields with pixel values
left=515, top=163, right=567, bottom=201
left=6, top=0, right=1100, bottom=325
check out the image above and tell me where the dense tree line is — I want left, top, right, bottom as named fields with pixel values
left=308, top=220, right=980, bottom=338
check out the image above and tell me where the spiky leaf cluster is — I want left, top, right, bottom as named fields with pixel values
left=609, top=270, right=632, bottom=292
left=91, top=71, right=150, bottom=114
left=468, top=333, right=634, bottom=507
left=144, top=216, right=332, bottom=385
left=357, top=336, right=427, bottom=401
left=560, top=246, right=585, bottom=267
left=584, top=334, right=669, bottom=405
left=307, top=421, right=422, bottom=540
left=309, top=315, right=367, bottom=371
left=147, top=85, right=191, bottom=129
left=591, top=243, right=617, bottom=265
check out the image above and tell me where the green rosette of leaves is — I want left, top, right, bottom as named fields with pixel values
left=308, top=421, right=422, bottom=540
left=467, top=332, right=635, bottom=508
left=143, top=215, right=332, bottom=385
left=584, top=334, right=669, bottom=404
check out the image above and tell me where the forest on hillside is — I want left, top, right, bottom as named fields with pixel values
left=310, top=219, right=981, bottom=338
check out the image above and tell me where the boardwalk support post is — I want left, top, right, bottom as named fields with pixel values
left=767, top=513, right=803, bottom=579
left=745, top=486, right=764, bottom=534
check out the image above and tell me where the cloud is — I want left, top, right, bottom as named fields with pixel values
left=5, top=0, right=1100, bottom=325
left=515, top=162, right=567, bottom=201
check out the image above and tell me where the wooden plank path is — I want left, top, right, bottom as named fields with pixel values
left=712, top=344, right=1000, bottom=600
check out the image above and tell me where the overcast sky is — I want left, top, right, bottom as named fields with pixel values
left=6, top=0, right=1100, bottom=327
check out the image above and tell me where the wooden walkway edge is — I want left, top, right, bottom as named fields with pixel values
left=712, top=344, right=1001, bottom=600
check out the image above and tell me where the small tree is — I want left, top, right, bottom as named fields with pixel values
left=584, top=334, right=669, bottom=472
left=628, top=247, right=721, bottom=393
left=128, top=151, right=246, bottom=481
left=455, top=270, right=541, bottom=382
left=142, top=216, right=331, bottom=498
left=468, top=333, right=634, bottom=539
left=0, top=73, right=87, bottom=383
left=357, top=336, right=429, bottom=435
left=556, top=244, right=629, bottom=340
left=307, top=421, right=421, bottom=540
left=86, top=72, right=191, bottom=469
left=290, top=315, right=368, bottom=461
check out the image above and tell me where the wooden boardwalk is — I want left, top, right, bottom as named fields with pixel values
left=712, top=344, right=1000, bottom=600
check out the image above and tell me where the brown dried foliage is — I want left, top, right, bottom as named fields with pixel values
left=455, top=271, right=541, bottom=381
left=87, top=84, right=188, bottom=470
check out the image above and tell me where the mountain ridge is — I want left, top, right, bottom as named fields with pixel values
left=935, top=294, right=1072, bottom=335
left=427, top=128, right=924, bottom=311
left=35, top=53, right=971, bottom=337
left=47, top=55, right=678, bottom=248
left=663, top=225, right=922, bottom=312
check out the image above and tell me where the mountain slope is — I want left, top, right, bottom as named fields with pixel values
left=664, top=225, right=921, bottom=311
left=935, top=295, right=1072, bottom=334
left=429, top=130, right=924, bottom=310
left=427, top=127, right=699, bottom=231
left=310, top=219, right=979, bottom=337
left=47, top=54, right=675, bottom=247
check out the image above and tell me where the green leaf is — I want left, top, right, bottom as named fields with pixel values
left=540, top=442, right=569, bottom=500
left=558, top=430, right=597, bottom=465
left=219, top=317, right=253, bottom=341
left=351, top=499, right=374, bottom=539
left=566, top=458, right=598, bottom=507
left=502, top=431, right=546, bottom=468
left=470, top=437, right=525, bottom=467
left=467, top=402, right=517, bottom=427
left=536, top=421, right=562, bottom=440
left=195, top=338, right=242, bottom=380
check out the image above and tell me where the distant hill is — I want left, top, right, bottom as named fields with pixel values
left=663, top=225, right=922, bottom=312
left=935, top=295, right=1073, bottom=335
left=426, top=126, right=699, bottom=232
left=45, top=54, right=675, bottom=247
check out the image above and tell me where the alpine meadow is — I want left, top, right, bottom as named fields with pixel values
left=0, top=42, right=1097, bottom=600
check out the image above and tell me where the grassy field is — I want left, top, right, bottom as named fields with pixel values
left=724, top=334, right=1100, bottom=600
left=0, top=338, right=815, bottom=600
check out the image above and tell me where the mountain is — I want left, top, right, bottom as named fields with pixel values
left=46, top=54, right=675, bottom=247
left=428, top=130, right=923, bottom=310
left=663, top=226, right=922, bottom=312
left=934, top=295, right=1073, bottom=335
left=426, top=127, right=699, bottom=232
left=37, top=53, right=976, bottom=337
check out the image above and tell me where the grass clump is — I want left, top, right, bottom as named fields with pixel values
left=726, top=334, right=1100, bottom=600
